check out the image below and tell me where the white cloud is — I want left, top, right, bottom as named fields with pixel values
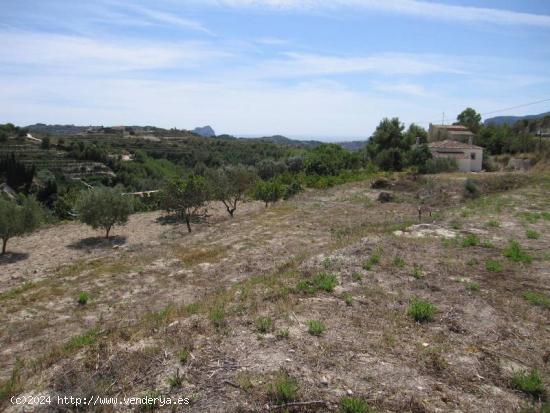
left=198, top=0, right=550, bottom=28
left=0, top=31, right=231, bottom=73
left=373, top=82, right=428, bottom=96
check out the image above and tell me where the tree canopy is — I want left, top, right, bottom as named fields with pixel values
left=75, top=188, right=133, bottom=238
left=161, top=175, right=209, bottom=232
left=0, top=196, right=42, bottom=254
left=208, top=165, right=257, bottom=217
left=456, top=107, right=482, bottom=133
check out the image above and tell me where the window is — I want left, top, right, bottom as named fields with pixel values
left=471, top=152, right=476, bottom=160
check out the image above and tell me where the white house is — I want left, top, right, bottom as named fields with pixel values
left=428, top=139, right=483, bottom=172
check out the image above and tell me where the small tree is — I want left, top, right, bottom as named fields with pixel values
left=161, top=175, right=209, bottom=232
left=75, top=188, right=133, bottom=238
left=456, top=107, right=482, bottom=133
left=208, top=166, right=257, bottom=217
left=0, top=196, right=42, bottom=254
left=254, top=180, right=284, bottom=207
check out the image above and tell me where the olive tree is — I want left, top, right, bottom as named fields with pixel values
left=208, top=165, right=257, bottom=217
left=0, top=196, right=42, bottom=255
left=75, top=188, right=133, bottom=238
left=161, top=175, right=209, bottom=232
left=253, top=180, right=284, bottom=207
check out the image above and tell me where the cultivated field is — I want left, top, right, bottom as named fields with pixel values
left=1, top=172, right=549, bottom=412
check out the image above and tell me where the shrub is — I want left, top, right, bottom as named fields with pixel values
left=256, top=316, right=273, bottom=333
left=340, top=397, right=374, bottom=413
left=307, top=320, right=326, bottom=336
left=276, top=329, right=289, bottom=340
left=393, top=257, right=406, bottom=268
left=209, top=306, right=226, bottom=328
left=408, top=298, right=437, bottom=322
left=423, top=158, right=458, bottom=174
left=411, top=265, right=424, bottom=279
left=314, top=272, right=338, bottom=292
left=464, top=178, right=479, bottom=198
left=167, top=369, right=183, bottom=388
left=77, top=292, right=90, bottom=305
left=522, top=291, right=550, bottom=309
left=503, top=241, right=532, bottom=263
left=526, top=229, right=540, bottom=240
left=207, top=165, right=257, bottom=217
left=343, top=293, right=354, bottom=306
left=160, top=175, right=208, bottom=233
left=485, top=260, right=503, bottom=272
left=253, top=180, right=284, bottom=207
left=268, top=370, right=299, bottom=403
left=466, top=282, right=480, bottom=291
left=486, top=220, right=500, bottom=228
left=178, top=348, right=190, bottom=364
left=362, top=251, right=381, bottom=270
left=462, top=234, right=480, bottom=247
left=512, top=369, right=545, bottom=398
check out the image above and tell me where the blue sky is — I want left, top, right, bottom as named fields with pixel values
left=1, top=0, right=550, bottom=140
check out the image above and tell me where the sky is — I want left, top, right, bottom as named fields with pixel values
left=1, top=0, right=550, bottom=140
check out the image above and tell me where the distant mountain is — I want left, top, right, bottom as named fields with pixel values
left=193, top=126, right=216, bottom=137
left=337, top=140, right=367, bottom=151
left=484, top=111, right=550, bottom=126
left=254, top=135, right=322, bottom=148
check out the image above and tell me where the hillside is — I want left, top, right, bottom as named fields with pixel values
left=484, top=111, right=550, bottom=126
left=1, top=172, right=548, bottom=412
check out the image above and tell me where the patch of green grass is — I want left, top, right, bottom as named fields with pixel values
left=462, top=234, right=480, bottom=247
left=411, top=265, right=424, bottom=279
left=209, top=305, right=226, bottom=328
left=352, top=272, right=363, bottom=282
left=297, top=272, right=338, bottom=294
left=481, top=240, right=495, bottom=248
left=339, top=397, right=375, bottom=413
left=504, top=240, right=532, bottom=264
left=392, top=257, right=406, bottom=268
left=485, top=259, right=503, bottom=272
left=486, top=220, right=500, bottom=228
left=408, top=298, right=437, bottom=323
left=0, top=361, right=22, bottom=403
left=521, top=212, right=542, bottom=224
left=185, top=302, right=200, bottom=315
left=256, top=316, right=273, bottom=333
left=167, top=369, right=183, bottom=388
left=178, top=348, right=190, bottom=364
left=362, top=250, right=381, bottom=270
left=512, top=369, right=545, bottom=398
left=522, top=291, right=550, bottom=309
left=343, top=293, right=354, bottom=306
left=276, top=328, right=289, bottom=340
left=307, top=320, right=326, bottom=336
left=64, top=328, right=101, bottom=352
left=526, top=229, right=540, bottom=240
left=466, top=282, right=480, bottom=291
left=268, top=370, right=299, bottom=404
left=77, top=291, right=89, bottom=305
left=0, top=281, right=36, bottom=301
left=466, top=258, right=479, bottom=266
left=450, top=221, right=462, bottom=230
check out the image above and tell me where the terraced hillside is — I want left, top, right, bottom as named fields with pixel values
left=0, top=172, right=549, bottom=412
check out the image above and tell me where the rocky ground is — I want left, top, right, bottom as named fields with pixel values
left=0, top=172, right=549, bottom=412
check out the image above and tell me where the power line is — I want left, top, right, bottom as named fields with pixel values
left=481, top=98, right=550, bottom=117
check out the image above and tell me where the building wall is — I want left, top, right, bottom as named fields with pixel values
left=430, top=148, right=483, bottom=172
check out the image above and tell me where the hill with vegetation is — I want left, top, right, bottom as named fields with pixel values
left=484, top=111, right=550, bottom=126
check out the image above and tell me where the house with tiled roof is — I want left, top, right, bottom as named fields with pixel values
left=427, top=138, right=483, bottom=172
left=428, top=124, right=476, bottom=143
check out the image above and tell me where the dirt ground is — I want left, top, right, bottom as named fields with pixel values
left=1, top=172, right=549, bottom=412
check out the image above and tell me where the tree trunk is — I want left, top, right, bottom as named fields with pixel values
left=265, top=201, right=269, bottom=208
left=105, top=225, right=111, bottom=239
left=185, top=216, right=192, bottom=233
left=229, top=208, right=235, bottom=217
left=1, top=238, right=7, bottom=255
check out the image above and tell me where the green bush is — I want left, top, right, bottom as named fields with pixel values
left=209, top=306, right=226, bottom=328
left=362, top=250, right=381, bottom=270
left=526, top=229, right=540, bottom=240
left=77, top=292, right=90, bottom=305
left=411, top=265, right=424, bottom=279
left=485, top=260, right=503, bottom=272
left=307, top=320, right=326, bottom=336
left=178, top=348, right=190, bottom=364
left=423, top=158, right=458, bottom=174
left=464, top=178, right=479, bottom=198
left=340, top=397, right=374, bottom=413
left=256, top=316, right=273, bottom=333
left=462, top=234, right=480, bottom=247
left=503, top=240, right=532, bottom=263
left=512, top=369, right=545, bottom=398
left=314, top=272, right=338, bottom=292
left=522, top=291, right=550, bottom=309
left=486, top=220, right=500, bottom=228
left=268, top=370, right=299, bottom=403
left=466, top=282, right=480, bottom=291
left=408, top=298, right=437, bottom=323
